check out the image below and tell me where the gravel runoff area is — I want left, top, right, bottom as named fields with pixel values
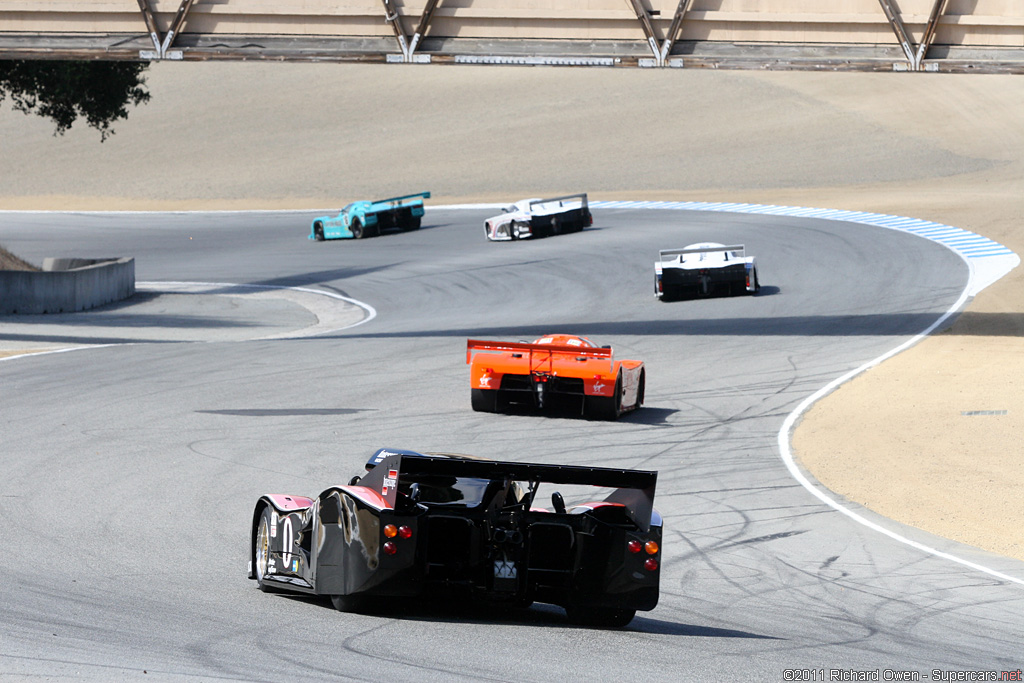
left=1, top=63, right=1021, bottom=560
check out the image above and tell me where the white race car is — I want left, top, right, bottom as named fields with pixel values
left=655, top=243, right=760, bottom=300
left=484, top=193, right=592, bottom=241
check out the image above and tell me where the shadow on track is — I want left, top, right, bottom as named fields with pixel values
left=659, top=285, right=781, bottom=302
left=325, top=311, right=963, bottom=339
left=270, top=593, right=778, bottom=639
left=205, top=264, right=403, bottom=291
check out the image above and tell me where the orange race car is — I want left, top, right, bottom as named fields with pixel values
left=466, top=335, right=645, bottom=420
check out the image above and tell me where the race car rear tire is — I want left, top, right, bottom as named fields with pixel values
left=586, top=375, right=622, bottom=421
left=351, top=220, right=364, bottom=239
left=402, top=215, right=421, bottom=231
left=331, top=594, right=367, bottom=613
left=254, top=506, right=278, bottom=593
left=565, top=606, right=636, bottom=628
left=313, top=222, right=325, bottom=241
left=752, top=268, right=761, bottom=294
left=471, top=388, right=498, bottom=413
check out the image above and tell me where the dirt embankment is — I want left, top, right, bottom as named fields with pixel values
left=0, top=245, right=39, bottom=271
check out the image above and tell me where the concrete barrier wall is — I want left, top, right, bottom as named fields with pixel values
left=1, top=0, right=1022, bottom=48
left=0, top=257, right=135, bottom=315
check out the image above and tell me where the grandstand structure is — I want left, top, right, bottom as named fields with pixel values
left=1, top=0, right=1022, bottom=72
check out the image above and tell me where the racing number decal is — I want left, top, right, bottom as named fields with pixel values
left=281, top=516, right=293, bottom=565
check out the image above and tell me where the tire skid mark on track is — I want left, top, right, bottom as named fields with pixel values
left=338, top=619, right=515, bottom=682
left=2, top=204, right=1021, bottom=673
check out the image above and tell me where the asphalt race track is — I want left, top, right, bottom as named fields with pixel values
left=2, top=208, right=1023, bottom=681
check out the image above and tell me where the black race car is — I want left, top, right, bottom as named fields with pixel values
left=249, top=448, right=661, bottom=627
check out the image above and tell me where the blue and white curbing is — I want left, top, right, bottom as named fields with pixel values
left=588, top=199, right=1019, bottom=296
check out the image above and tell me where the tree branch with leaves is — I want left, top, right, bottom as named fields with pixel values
left=0, top=60, right=151, bottom=141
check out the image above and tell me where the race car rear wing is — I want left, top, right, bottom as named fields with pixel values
left=529, top=193, right=588, bottom=213
left=363, top=449, right=658, bottom=530
left=659, top=244, right=745, bottom=261
left=467, top=338, right=613, bottom=365
left=369, top=191, right=431, bottom=209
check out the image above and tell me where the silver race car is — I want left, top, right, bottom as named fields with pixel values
left=484, top=193, right=592, bottom=241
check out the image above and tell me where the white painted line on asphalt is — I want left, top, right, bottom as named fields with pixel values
left=0, top=282, right=376, bottom=362
left=776, top=308, right=1024, bottom=587
left=137, top=281, right=377, bottom=336
left=0, top=344, right=120, bottom=363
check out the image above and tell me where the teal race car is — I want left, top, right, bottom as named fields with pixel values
left=310, top=192, right=430, bottom=240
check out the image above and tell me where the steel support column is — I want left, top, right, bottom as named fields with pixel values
left=136, top=0, right=191, bottom=59
left=877, top=0, right=918, bottom=69
left=915, top=0, right=949, bottom=67
left=407, top=0, right=440, bottom=60
left=162, top=0, right=198, bottom=56
left=627, top=0, right=663, bottom=65
left=659, top=0, right=691, bottom=65
left=381, top=0, right=411, bottom=60
left=135, top=0, right=162, bottom=55
left=381, top=0, right=439, bottom=62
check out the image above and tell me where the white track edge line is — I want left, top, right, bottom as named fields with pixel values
left=136, top=281, right=377, bottom=334
left=776, top=296, right=1024, bottom=586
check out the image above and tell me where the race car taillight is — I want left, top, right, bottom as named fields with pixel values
left=644, top=558, right=658, bottom=572
left=383, top=541, right=397, bottom=555
left=644, top=541, right=659, bottom=555
left=627, top=540, right=642, bottom=554
left=398, top=525, right=412, bottom=539
left=384, top=524, right=398, bottom=538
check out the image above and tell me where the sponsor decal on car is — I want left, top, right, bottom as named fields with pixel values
left=382, top=469, right=398, bottom=496
left=375, top=449, right=399, bottom=463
